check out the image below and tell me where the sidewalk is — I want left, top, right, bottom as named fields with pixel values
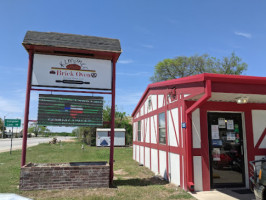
left=190, top=188, right=255, bottom=200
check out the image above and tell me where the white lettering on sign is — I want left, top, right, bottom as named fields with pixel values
left=32, top=54, right=112, bottom=90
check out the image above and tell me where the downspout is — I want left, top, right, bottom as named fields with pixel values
left=185, top=79, right=212, bottom=191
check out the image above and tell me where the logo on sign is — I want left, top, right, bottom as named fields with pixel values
left=49, top=58, right=97, bottom=85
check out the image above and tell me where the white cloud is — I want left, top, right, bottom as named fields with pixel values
left=0, top=96, right=23, bottom=114
left=141, top=44, right=154, bottom=49
left=117, top=91, right=143, bottom=106
left=234, top=31, right=252, bottom=39
left=118, top=59, right=134, bottom=64
left=117, top=72, right=150, bottom=76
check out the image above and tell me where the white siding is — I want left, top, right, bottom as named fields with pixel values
left=145, top=118, right=150, bottom=143
left=169, top=153, right=180, bottom=186
left=140, top=146, right=144, bottom=164
left=252, top=110, right=266, bottom=148
left=141, top=120, right=144, bottom=142
left=145, top=147, right=150, bottom=168
left=159, top=150, right=167, bottom=180
left=133, top=144, right=135, bottom=160
left=193, top=156, right=203, bottom=191
left=136, top=145, right=139, bottom=162
left=151, top=95, right=157, bottom=111
left=151, top=148, right=158, bottom=174
left=168, top=108, right=179, bottom=147
left=158, top=95, right=164, bottom=108
left=192, top=108, right=201, bottom=148
left=151, top=115, right=157, bottom=144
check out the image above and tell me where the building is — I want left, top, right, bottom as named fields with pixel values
left=132, top=73, right=266, bottom=191
left=96, top=128, right=126, bottom=147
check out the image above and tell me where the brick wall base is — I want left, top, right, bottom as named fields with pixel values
left=19, top=162, right=110, bottom=190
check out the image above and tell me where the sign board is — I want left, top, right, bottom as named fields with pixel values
left=32, top=54, right=112, bottom=90
left=37, top=94, right=103, bottom=127
left=4, top=119, right=21, bottom=127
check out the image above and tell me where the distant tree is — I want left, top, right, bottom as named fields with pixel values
left=150, top=53, right=247, bottom=82
left=0, top=118, right=4, bottom=136
left=28, top=122, right=50, bottom=137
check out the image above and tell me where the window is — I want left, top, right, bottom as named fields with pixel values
left=138, top=121, right=141, bottom=141
left=159, top=112, right=166, bottom=144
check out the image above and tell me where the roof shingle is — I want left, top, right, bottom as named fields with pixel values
left=22, top=31, right=122, bottom=53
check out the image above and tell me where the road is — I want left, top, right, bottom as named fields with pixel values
left=0, top=136, right=76, bottom=153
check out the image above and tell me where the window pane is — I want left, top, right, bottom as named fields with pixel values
left=138, top=121, right=141, bottom=141
left=159, top=112, right=165, bottom=128
left=159, top=128, right=166, bottom=144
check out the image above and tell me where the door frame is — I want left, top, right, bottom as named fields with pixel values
left=207, top=111, right=249, bottom=188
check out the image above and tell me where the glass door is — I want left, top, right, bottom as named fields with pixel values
left=207, top=112, right=245, bottom=188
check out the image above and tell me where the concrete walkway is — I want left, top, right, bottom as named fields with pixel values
left=190, top=188, right=256, bottom=200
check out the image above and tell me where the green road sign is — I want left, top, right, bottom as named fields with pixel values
left=4, top=119, right=21, bottom=127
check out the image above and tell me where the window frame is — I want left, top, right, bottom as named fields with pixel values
left=138, top=121, right=141, bottom=142
left=158, top=112, right=166, bottom=144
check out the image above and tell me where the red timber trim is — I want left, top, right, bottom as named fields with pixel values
left=255, top=128, right=266, bottom=150
left=157, top=110, right=160, bottom=174
left=150, top=116, right=152, bottom=169
left=197, top=101, right=266, bottom=190
left=165, top=94, right=169, bottom=180
left=185, top=80, right=212, bottom=191
left=178, top=94, right=184, bottom=189
left=133, top=141, right=183, bottom=154
left=199, top=108, right=210, bottom=190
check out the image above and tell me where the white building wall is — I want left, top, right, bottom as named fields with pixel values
left=159, top=150, right=167, bottom=180
left=136, top=145, right=139, bottom=162
left=145, top=118, right=150, bottom=143
left=133, top=144, right=135, bottom=160
left=151, top=115, right=157, bottom=144
left=167, top=108, right=179, bottom=147
left=151, top=95, right=157, bottom=111
left=151, top=148, right=158, bottom=174
left=140, top=146, right=144, bottom=164
left=158, top=95, right=164, bottom=108
left=193, top=156, right=203, bottom=191
left=169, top=153, right=180, bottom=186
left=252, top=110, right=266, bottom=148
left=145, top=147, right=150, bottom=168
left=192, top=108, right=201, bottom=148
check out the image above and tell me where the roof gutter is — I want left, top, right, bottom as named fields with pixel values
left=185, top=79, right=212, bottom=191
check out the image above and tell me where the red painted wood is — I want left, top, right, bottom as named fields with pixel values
left=21, top=50, right=34, bottom=167
left=255, top=128, right=266, bottom=149
left=165, top=95, right=169, bottom=180
left=200, top=108, right=211, bottom=191
left=109, top=58, right=116, bottom=185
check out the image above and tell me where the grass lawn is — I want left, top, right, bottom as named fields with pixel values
left=0, top=140, right=194, bottom=200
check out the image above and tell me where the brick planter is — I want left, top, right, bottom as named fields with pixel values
left=19, top=162, right=110, bottom=190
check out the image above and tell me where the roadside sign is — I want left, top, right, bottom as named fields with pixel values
left=4, top=119, right=21, bottom=127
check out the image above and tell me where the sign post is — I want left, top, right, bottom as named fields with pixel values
left=4, top=119, right=21, bottom=154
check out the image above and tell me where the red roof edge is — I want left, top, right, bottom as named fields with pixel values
left=131, top=73, right=266, bottom=117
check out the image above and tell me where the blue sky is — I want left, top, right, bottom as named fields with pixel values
left=0, top=0, right=266, bottom=132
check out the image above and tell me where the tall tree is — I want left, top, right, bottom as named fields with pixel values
left=150, top=53, right=247, bottom=83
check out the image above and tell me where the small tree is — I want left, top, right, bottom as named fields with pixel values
left=28, top=122, right=50, bottom=137
left=73, top=105, right=133, bottom=146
